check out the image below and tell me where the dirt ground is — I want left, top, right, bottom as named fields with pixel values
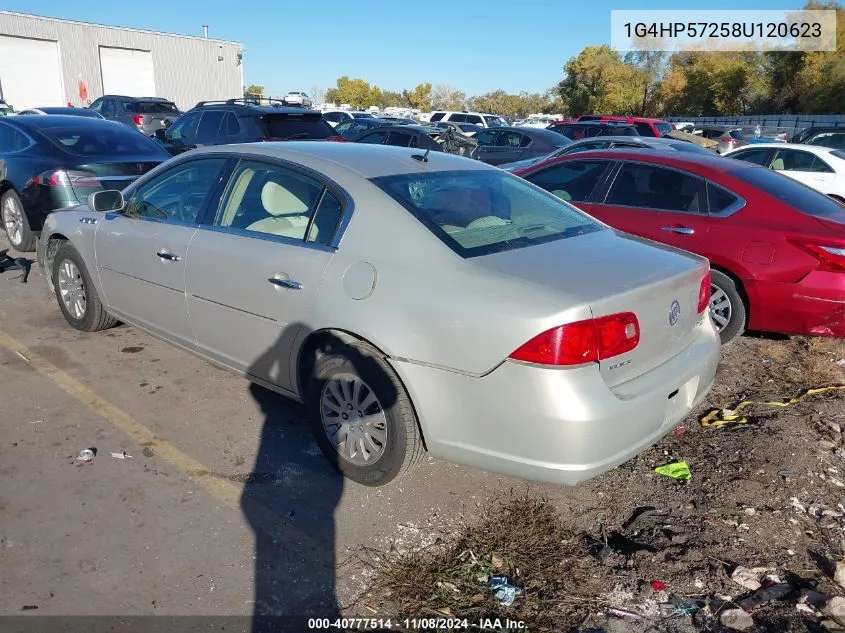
left=356, top=336, right=845, bottom=632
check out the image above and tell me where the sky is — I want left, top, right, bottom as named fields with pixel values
left=3, top=0, right=807, bottom=99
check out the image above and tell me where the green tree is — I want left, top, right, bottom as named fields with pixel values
left=403, top=83, right=432, bottom=110
left=324, top=76, right=381, bottom=108
left=244, top=84, right=264, bottom=96
left=378, top=91, right=406, bottom=108
left=556, top=45, right=645, bottom=116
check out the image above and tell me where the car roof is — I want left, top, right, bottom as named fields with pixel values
left=4, top=115, right=124, bottom=130
left=195, top=141, right=491, bottom=179
left=194, top=103, right=317, bottom=115
left=731, top=142, right=839, bottom=154
left=104, top=95, right=172, bottom=102
left=545, top=147, right=741, bottom=172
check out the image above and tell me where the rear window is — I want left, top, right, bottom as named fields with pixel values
left=655, top=122, right=674, bottom=136
left=40, top=124, right=166, bottom=157
left=733, top=166, right=845, bottom=221
left=261, top=114, right=335, bottom=140
left=124, top=101, right=179, bottom=114
left=371, top=169, right=603, bottom=258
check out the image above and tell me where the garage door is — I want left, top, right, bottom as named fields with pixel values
left=99, top=47, right=156, bottom=97
left=0, top=36, right=64, bottom=109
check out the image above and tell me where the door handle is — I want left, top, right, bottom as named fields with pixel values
left=661, top=226, right=695, bottom=235
left=156, top=250, right=181, bottom=261
left=268, top=277, right=302, bottom=290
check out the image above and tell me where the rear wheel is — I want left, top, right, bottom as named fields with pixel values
left=306, top=343, right=424, bottom=486
left=52, top=242, right=117, bottom=332
left=1, top=190, right=35, bottom=252
left=710, top=269, right=746, bottom=344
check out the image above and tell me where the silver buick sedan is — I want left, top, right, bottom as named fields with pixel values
left=37, top=142, right=720, bottom=487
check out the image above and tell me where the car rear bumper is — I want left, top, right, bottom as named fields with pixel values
left=747, top=273, right=845, bottom=338
left=391, top=316, right=720, bottom=486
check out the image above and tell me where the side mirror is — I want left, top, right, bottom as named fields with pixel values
left=154, top=128, right=167, bottom=141
left=89, top=190, right=124, bottom=213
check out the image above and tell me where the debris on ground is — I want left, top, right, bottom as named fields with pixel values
left=835, top=560, right=845, bottom=589
left=486, top=575, right=520, bottom=606
left=720, top=608, right=755, bottom=630
left=110, top=451, right=134, bottom=460
left=76, top=448, right=96, bottom=463
left=356, top=336, right=845, bottom=632
left=654, top=461, right=692, bottom=480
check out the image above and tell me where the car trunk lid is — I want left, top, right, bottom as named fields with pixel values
left=475, top=230, right=709, bottom=387
left=65, top=159, right=162, bottom=198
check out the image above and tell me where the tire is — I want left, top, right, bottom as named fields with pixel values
left=306, top=342, right=424, bottom=486
left=709, top=269, right=747, bottom=345
left=52, top=242, right=118, bottom=332
left=1, top=190, right=35, bottom=252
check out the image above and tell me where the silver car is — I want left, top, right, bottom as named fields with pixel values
left=37, top=143, right=720, bottom=487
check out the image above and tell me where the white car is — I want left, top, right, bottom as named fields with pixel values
left=518, top=116, right=557, bottom=129
left=429, top=111, right=508, bottom=129
left=282, top=92, right=312, bottom=108
left=724, top=143, right=845, bottom=202
left=321, top=109, right=375, bottom=127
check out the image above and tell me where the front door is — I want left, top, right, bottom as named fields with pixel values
left=186, top=159, right=344, bottom=392
left=768, top=148, right=836, bottom=191
left=94, top=157, right=229, bottom=346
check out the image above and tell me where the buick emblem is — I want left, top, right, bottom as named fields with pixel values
left=669, top=300, right=681, bottom=326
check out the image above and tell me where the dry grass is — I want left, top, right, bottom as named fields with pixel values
left=356, top=494, right=602, bottom=630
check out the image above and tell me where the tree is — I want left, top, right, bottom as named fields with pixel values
left=623, top=49, right=667, bottom=116
left=403, top=83, right=432, bottom=110
left=324, top=76, right=380, bottom=108
left=244, top=84, right=264, bottom=96
left=378, top=91, right=406, bottom=108
left=431, top=84, right=466, bottom=110
left=556, top=45, right=645, bottom=116
left=309, top=85, right=326, bottom=105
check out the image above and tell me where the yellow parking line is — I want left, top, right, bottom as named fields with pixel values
left=0, top=329, right=241, bottom=507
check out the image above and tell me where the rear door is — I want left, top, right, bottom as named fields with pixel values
left=165, top=110, right=201, bottom=153
left=186, top=159, right=344, bottom=391
left=95, top=157, right=229, bottom=346
left=726, top=147, right=774, bottom=166
left=473, top=130, right=500, bottom=163
left=194, top=110, right=226, bottom=147
left=591, top=161, right=712, bottom=254
left=768, top=148, right=836, bottom=190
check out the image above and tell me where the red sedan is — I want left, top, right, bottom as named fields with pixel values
left=513, top=149, right=845, bottom=343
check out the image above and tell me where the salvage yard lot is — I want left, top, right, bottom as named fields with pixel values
left=1, top=236, right=844, bottom=632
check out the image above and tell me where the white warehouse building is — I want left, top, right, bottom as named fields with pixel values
left=0, top=11, right=244, bottom=112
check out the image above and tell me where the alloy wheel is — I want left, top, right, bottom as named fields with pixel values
left=2, top=196, right=23, bottom=247
left=57, top=259, right=87, bottom=320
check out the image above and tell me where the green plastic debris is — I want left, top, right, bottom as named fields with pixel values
left=654, top=461, right=692, bottom=481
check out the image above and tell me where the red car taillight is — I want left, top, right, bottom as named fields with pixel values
left=327, top=136, right=346, bottom=142
left=789, top=240, right=845, bottom=272
left=698, top=270, right=711, bottom=314
left=32, top=169, right=100, bottom=187
left=509, top=312, right=640, bottom=366
left=131, top=114, right=144, bottom=126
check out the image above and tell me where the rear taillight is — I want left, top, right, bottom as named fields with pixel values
left=509, top=312, right=640, bottom=366
left=698, top=270, right=711, bottom=314
left=32, top=169, right=99, bottom=187
left=327, top=136, right=346, bottom=142
left=790, top=240, right=845, bottom=272
left=131, top=114, right=144, bottom=126
left=719, top=135, right=737, bottom=145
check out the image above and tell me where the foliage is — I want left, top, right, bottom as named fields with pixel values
left=324, top=76, right=382, bottom=109
left=244, top=84, right=264, bottom=96
left=403, top=83, right=433, bottom=111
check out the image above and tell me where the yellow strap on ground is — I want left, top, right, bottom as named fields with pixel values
left=700, top=385, right=845, bottom=427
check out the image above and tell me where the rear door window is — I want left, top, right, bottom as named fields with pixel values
left=261, top=114, right=334, bottom=139
left=495, top=131, right=527, bottom=147
left=385, top=131, right=415, bottom=147
left=357, top=130, right=389, bottom=144
left=429, top=112, right=445, bottom=122
left=526, top=160, right=611, bottom=203
left=168, top=111, right=201, bottom=143
left=604, top=163, right=708, bottom=213
left=449, top=114, right=467, bottom=123
left=634, top=122, right=654, bottom=136
left=707, top=183, right=740, bottom=214
left=728, top=148, right=771, bottom=165
left=465, top=115, right=483, bottom=125
left=474, top=130, right=497, bottom=146
left=195, top=110, right=226, bottom=144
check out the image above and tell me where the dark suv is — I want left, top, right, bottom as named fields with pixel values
left=89, top=95, right=181, bottom=136
left=153, top=98, right=341, bottom=155
left=547, top=121, right=639, bottom=140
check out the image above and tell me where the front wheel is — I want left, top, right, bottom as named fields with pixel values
left=709, top=269, right=747, bottom=344
left=52, top=242, right=118, bottom=332
left=306, top=343, right=424, bottom=486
